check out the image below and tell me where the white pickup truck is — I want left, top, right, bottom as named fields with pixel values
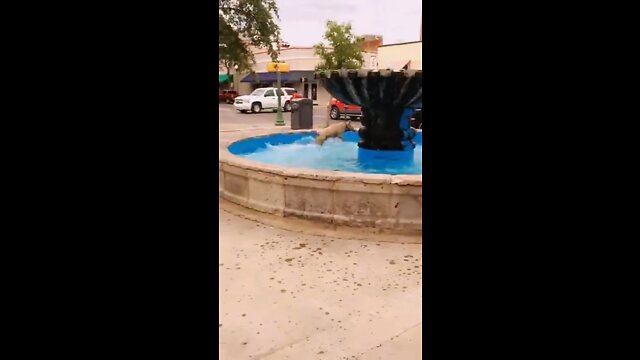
left=233, top=87, right=297, bottom=113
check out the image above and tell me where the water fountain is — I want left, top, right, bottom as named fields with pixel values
left=219, top=69, right=422, bottom=234
left=316, top=69, right=422, bottom=164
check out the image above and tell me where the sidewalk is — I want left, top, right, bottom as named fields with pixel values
left=218, top=106, right=422, bottom=359
left=219, top=202, right=422, bottom=360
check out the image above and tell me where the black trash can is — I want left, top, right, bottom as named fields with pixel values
left=290, top=98, right=313, bottom=129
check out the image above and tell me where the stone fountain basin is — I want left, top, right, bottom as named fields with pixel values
left=219, top=129, right=422, bottom=233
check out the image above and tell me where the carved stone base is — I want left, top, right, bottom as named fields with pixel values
left=358, top=107, right=416, bottom=151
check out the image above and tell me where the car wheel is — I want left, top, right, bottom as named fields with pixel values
left=251, top=103, right=262, bottom=113
left=329, top=106, right=340, bottom=120
left=284, top=101, right=292, bottom=112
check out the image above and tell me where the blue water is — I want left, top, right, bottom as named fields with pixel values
left=228, top=131, right=422, bottom=175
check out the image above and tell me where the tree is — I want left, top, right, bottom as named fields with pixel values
left=219, top=17, right=254, bottom=78
left=314, top=21, right=364, bottom=71
left=219, top=0, right=282, bottom=63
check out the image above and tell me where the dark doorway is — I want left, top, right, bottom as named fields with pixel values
left=303, top=83, right=309, bottom=98
left=311, top=84, right=317, bottom=101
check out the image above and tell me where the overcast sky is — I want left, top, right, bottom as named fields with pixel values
left=275, top=0, right=422, bottom=47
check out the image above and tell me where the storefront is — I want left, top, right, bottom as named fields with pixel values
left=233, top=47, right=336, bottom=105
left=218, top=74, right=233, bottom=91
left=239, top=70, right=323, bottom=104
left=226, top=46, right=386, bottom=105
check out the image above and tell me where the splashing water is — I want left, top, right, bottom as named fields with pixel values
left=238, top=135, right=422, bottom=175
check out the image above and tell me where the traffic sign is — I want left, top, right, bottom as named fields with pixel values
left=267, top=62, right=290, bottom=73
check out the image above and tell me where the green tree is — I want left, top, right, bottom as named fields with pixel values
left=314, top=21, right=364, bottom=71
left=219, top=17, right=254, bottom=78
left=219, top=0, right=282, bottom=64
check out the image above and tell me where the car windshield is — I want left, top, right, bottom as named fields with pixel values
left=285, top=89, right=296, bottom=95
left=250, top=89, right=267, bottom=96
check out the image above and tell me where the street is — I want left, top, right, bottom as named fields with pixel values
left=218, top=103, right=358, bottom=132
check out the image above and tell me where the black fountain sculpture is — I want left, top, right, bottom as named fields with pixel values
left=316, top=69, right=422, bottom=162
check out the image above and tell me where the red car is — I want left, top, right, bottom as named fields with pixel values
left=219, top=90, right=238, bottom=104
left=327, top=98, right=362, bottom=120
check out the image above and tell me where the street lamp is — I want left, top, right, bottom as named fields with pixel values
left=274, top=63, right=285, bottom=126
left=271, top=42, right=285, bottom=126
left=233, top=64, right=239, bottom=91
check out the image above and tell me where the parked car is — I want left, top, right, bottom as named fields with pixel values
left=219, top=90, right=238, bottom=104
left=234, top=87, right=297, bottom=113
left=327, top=98, right=362, bottom=120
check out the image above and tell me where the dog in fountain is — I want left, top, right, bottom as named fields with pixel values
left=315, top=120, right=357, bottom=145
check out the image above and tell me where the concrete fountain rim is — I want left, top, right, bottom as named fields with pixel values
left=219, top=128, right=422, bottom=185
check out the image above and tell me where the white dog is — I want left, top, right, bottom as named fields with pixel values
left=315, top=121, right=356, bottom=145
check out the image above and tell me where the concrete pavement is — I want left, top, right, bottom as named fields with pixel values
left=218, top=103, right=351, bottom=132
left=218, top=105, right=422, bottom=359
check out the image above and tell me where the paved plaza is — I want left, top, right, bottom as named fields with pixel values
left=218, top=103, right=342, bottom=132
left=218, top=105, right=422, bottom=359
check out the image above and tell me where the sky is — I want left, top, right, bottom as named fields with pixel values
left=274, top=0, right=422, bottom=47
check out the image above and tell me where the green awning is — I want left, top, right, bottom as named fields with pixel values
left=218, top=74, right=233, bottom=84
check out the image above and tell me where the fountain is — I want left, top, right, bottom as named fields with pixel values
left=218, top=69, right=422, bottom=234
left=316, top=69, right=422, bottom=163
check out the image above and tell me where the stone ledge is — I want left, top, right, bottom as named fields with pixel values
left=219, top=129, right=422, bottom=232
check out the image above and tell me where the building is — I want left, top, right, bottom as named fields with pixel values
left=219, top=33, right=390, bottom=105
left=376, top=41, right=422, bottom=71
left=359, top=34, right=383, bottom=53
left=357, top=34, right=383, bottom=70
left=237, top=47, right=331, bottom=105
left=234, top=40, right=385, bottom=105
